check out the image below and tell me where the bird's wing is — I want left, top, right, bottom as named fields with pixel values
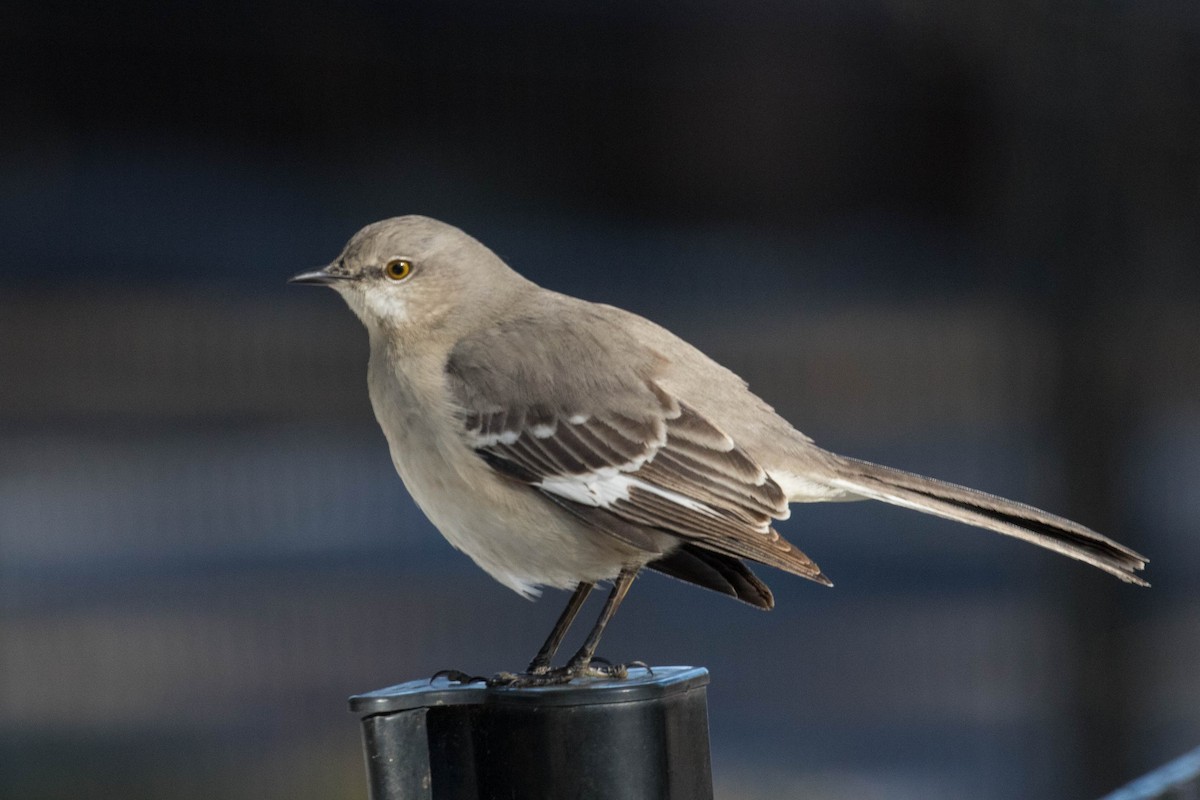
left=444, top=305, right=829, bottom=584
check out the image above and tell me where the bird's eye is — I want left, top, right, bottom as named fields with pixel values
left=384, top=259, right=413, bottom=281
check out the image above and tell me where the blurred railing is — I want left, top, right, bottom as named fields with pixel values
left=1101, top=746, right=1200, bottom=800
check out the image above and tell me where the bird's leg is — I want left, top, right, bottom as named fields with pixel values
left=526, top=581, right=594, bottom=674
left=564, top=567, right=637, bottom=677
left=489, top=569, right=640, bottom=687
left=439, top=583, right=593, bottom=686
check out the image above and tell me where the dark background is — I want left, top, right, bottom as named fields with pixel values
left=3, top=2, right=1198, bottom=798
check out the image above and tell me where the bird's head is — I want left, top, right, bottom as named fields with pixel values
left=291, top=215, right=531, bottom=345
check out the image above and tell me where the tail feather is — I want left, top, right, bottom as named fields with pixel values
left=824, top=456, right=1148, bottom=585
left=648, top=544, right=777, bottom=609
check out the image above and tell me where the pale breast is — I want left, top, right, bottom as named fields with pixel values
left=365, top=349, right=648, bottom=597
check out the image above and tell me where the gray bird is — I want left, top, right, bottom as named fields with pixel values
left=291, top=215, right=1147, bottom=685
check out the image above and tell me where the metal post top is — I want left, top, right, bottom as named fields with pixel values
left=349, top=666, right=709, bottom=717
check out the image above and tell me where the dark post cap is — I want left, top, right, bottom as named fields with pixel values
left=350, top=665, right=709, bottom=715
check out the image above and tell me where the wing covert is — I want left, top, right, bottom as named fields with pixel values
left=448, top=328, right=826, bottom=584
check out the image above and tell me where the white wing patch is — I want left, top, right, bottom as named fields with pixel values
left=470, top=429, right=521, bottom=447
left=539, top=470, right=720, bottom=516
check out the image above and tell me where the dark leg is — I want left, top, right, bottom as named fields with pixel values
left=527, top=581, right=594, bottom=674
left=489, top=569, right=641, bottom=686
left=565, top=568, right=637, bottom=674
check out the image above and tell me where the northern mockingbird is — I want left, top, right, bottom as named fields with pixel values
left=291, top=215, right=1147, bottom=685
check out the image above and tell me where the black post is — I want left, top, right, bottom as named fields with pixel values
left=350, top=666, right=713, bottom=800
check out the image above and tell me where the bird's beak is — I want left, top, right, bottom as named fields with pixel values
left=289, top=266, right=346, bottom=286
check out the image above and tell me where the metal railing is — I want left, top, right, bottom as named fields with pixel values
left=1101, top=746, right=1200, bottom=800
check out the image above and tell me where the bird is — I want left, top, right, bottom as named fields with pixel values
left=290, top=215, right=1147, bottom=685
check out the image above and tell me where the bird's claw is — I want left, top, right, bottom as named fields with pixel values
left=485, top=657, right=648, bottom=687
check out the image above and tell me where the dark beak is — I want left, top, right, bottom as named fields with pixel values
left=289, top=266, right=346, bottom=286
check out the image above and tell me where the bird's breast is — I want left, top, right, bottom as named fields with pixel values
left=364, top=349, right=644, bottom=596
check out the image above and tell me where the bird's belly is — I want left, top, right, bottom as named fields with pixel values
left=373, top=396, right=641, bottom=597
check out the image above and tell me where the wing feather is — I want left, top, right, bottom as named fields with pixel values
left=445, top=314, right=827, bottom=584
left=458, top=389, right=826, bottom=583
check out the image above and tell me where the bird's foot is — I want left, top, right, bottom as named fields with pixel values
left=487, top=657, right=650, bottom=688
left=583, top=656, right=654, bottom=680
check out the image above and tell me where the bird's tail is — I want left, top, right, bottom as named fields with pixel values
left=823, top=455, right=1148, bottom=585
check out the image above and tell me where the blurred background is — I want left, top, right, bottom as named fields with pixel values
left=3, top=2, right=1198, bottom=798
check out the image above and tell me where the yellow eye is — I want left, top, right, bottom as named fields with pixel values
left=384, top=259, right=413, bottom=281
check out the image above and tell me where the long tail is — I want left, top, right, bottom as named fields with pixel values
left=823, top=455, right=1148, bottom=585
